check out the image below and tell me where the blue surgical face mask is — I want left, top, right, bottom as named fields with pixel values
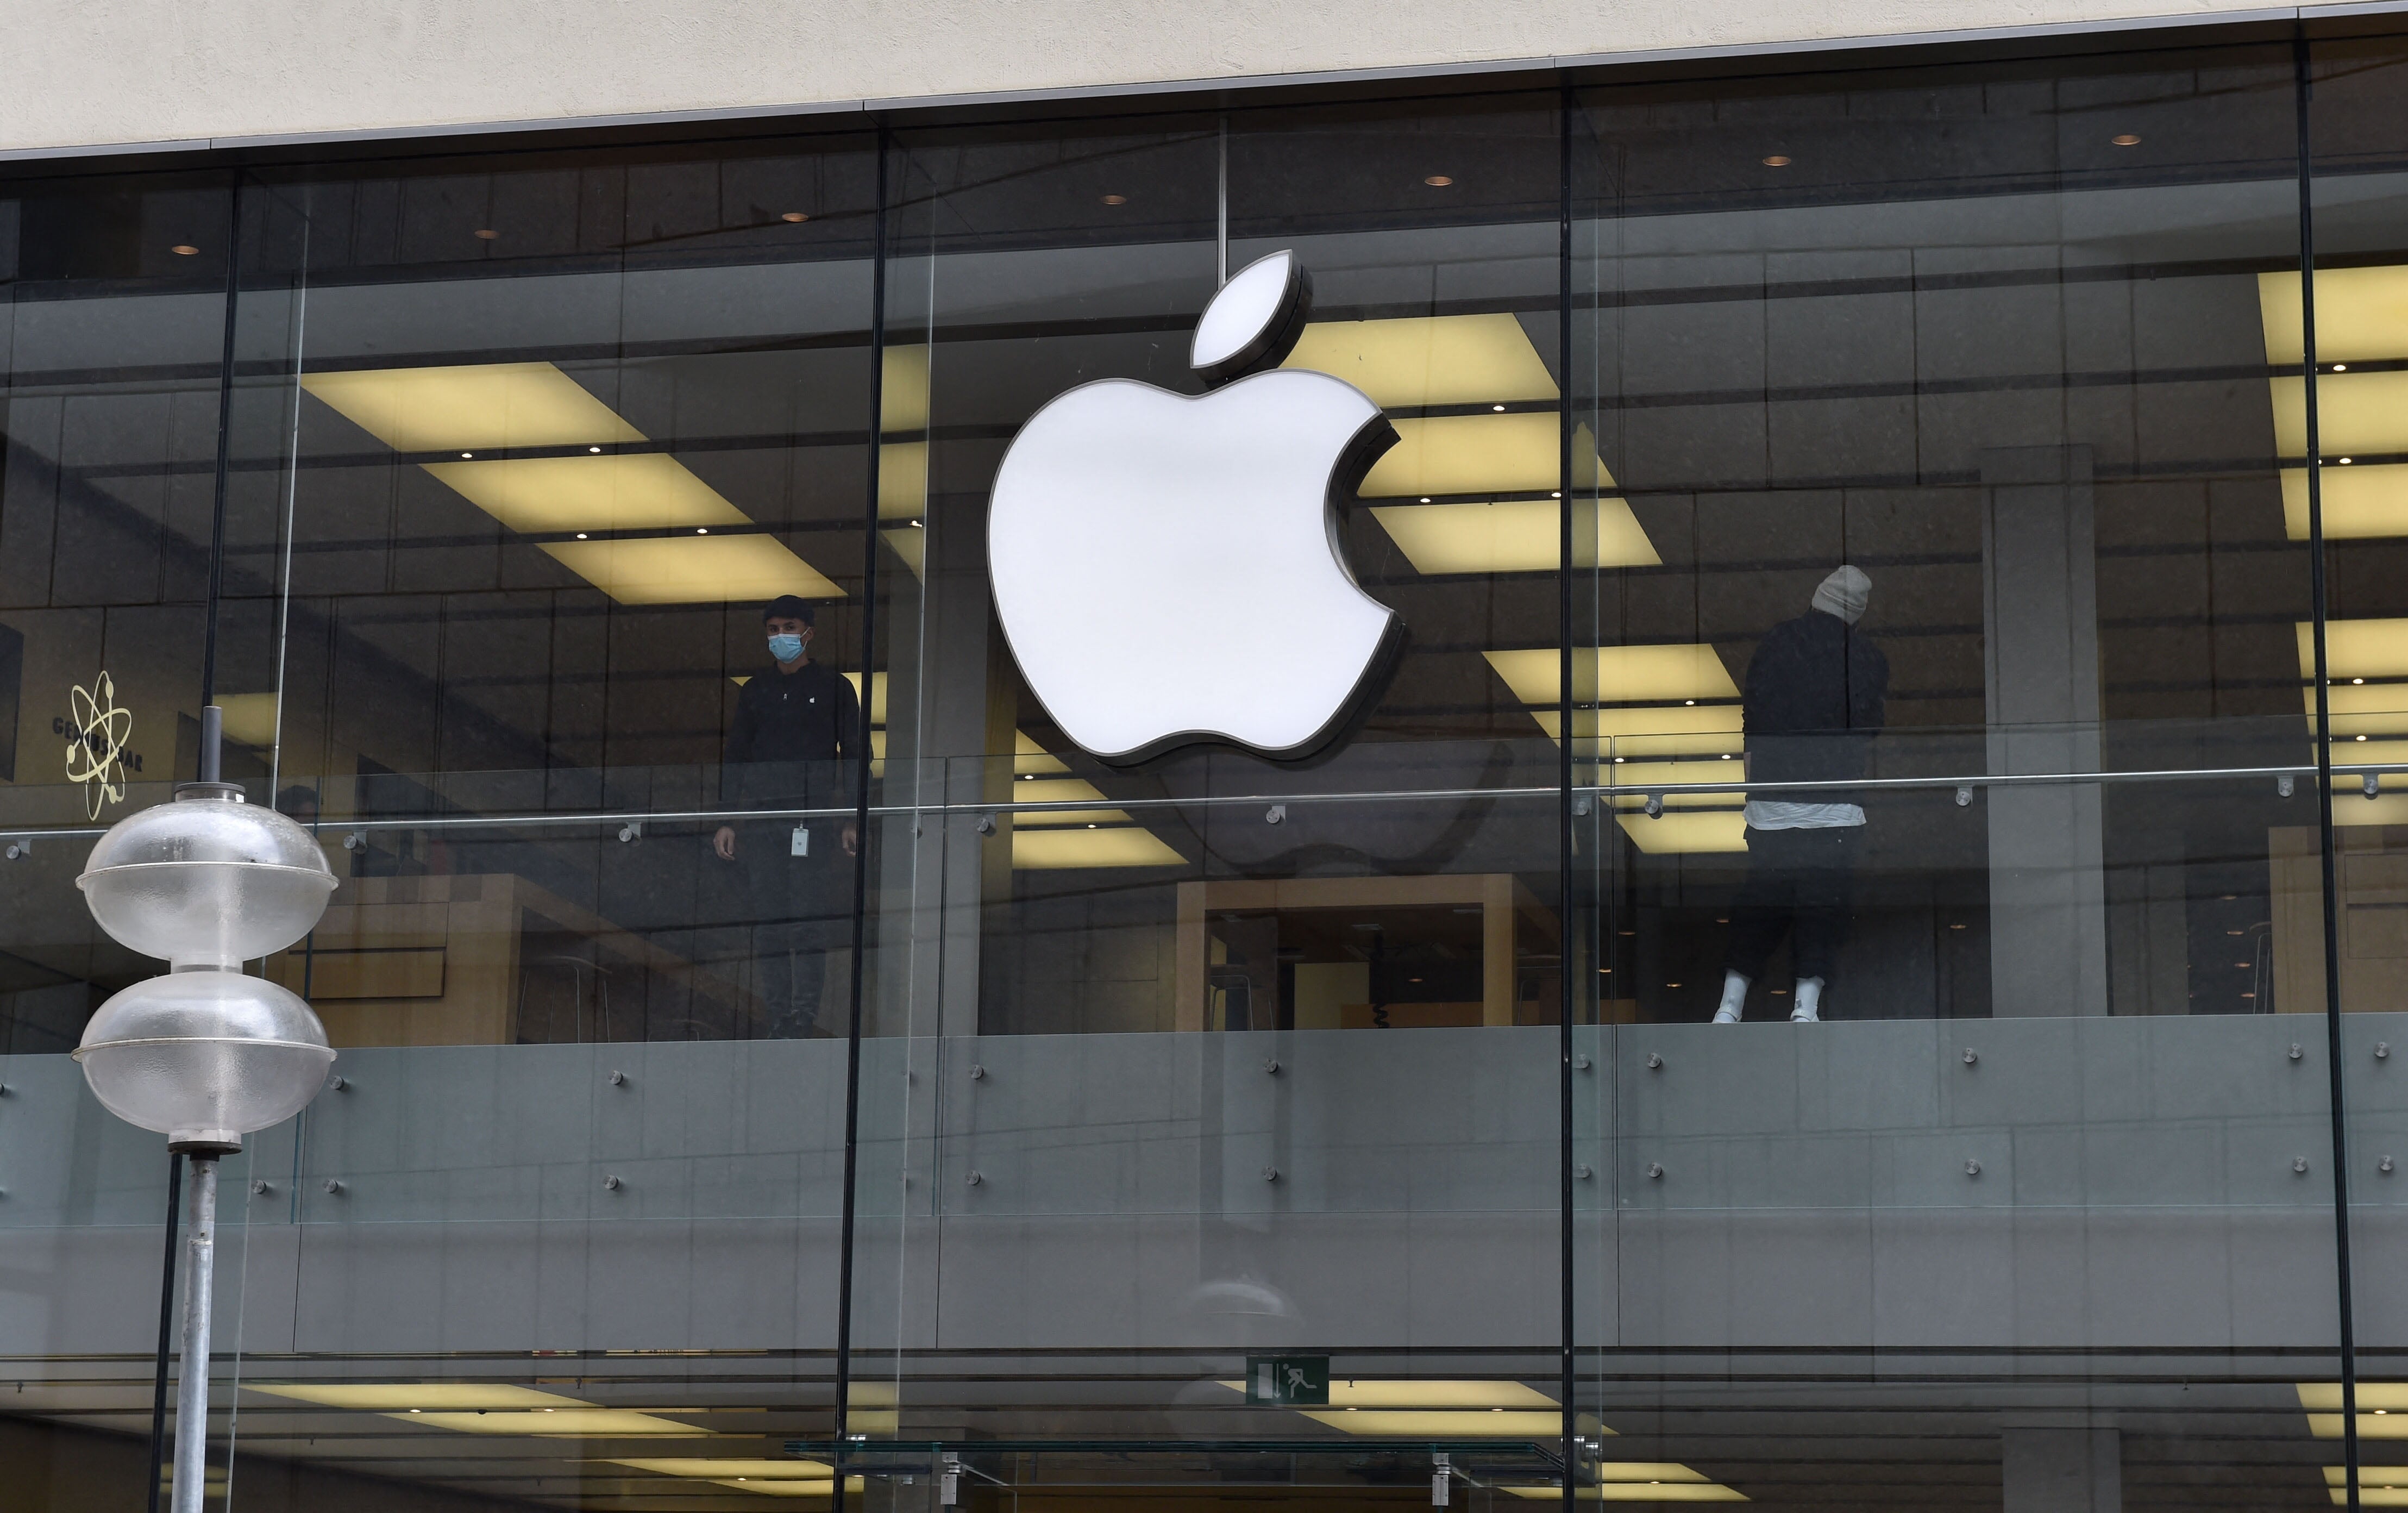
left=767, top=633, right=805, bottom=662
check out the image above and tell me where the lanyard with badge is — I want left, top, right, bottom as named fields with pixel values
left=791, top=821, right=810, bottom=856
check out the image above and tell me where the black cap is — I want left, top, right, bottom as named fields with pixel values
left=761, top=595, right=816, bottom=626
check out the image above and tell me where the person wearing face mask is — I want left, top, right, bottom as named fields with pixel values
left=1714, top=565, right=1886, bottom=1026
left=714, top=596, right=861, bottom=1039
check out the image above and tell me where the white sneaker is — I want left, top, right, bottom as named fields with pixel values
left=1791, top=976, right=1825, bottom=1022
left=1713, top=968, right=1749, bottom=1024
left=1789, top=1004, right=1819, bottom=1023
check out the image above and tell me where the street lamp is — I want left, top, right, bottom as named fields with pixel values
left=71, top=719, right=336, bottom=1513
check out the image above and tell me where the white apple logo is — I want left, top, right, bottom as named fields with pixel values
left=988, top=250, right=1402, bottom=763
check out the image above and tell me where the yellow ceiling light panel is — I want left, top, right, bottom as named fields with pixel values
left=1013, top=826, right=1184, bottom=869
left=1531, top=705, right=1744, bottom=759
left=302, top=363, right=644, bottom=453
left=840, top=672, right=888, bottom=726
left=1369, top=498, right=1660, bottom=574
left=2268, top=371, right=2408, bottom=459
left=214, top=692, right=280, bottom=748
left=2327, top=1487, right=2408, bottom=1506
left=2281, top=465, right=2408, bottom=540
left=1283, top=314, right=1560, bottom=409
left=2297, top=620, right=2408, bottom=684
left=1216, top=1379, right=1563, bottom=1409
left=1508, top=1486, right=1747, bottom=1503
left=714, top=1478, right=867, bottom=1498
left=1360, top=415, right=1615, bottom=499
left=2337, top=793, right=2408, bottom=828
left=397, top=1408, right=710, bottom=1436
left=542, top=535, right=841, bottom=607
left=2260, top=268, right=2408, bottom=366
left=1591, top=1466, right=1713, bottom=1484
left=1015, top=730, right=1070, bottom=776
left=1008, top=776, right=1132, bottom=828
left=880, top=442, right=929, bottom=520
left=1300, top=1409, right=1567, bottom=1436
left=2311, top=1413, right=2408, bottom=1439
left=1601, top=760, right=1747, bottom=804
left=249, top=1383, right=592, bottom=1411
left=1485, top=645, right=1741, bottom=707
left=611, top=1460, right=836, bottom=1479
left=1616, top=810, right=1748, bottom=854
left=2304, top=1383, right=2408, bottom=1413
left=423, top=454, right=749, bottom=535
left=882, top=345, right=931, bottom=433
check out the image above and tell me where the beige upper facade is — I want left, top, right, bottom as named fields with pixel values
left=0, top=0, right=2371, bottom=157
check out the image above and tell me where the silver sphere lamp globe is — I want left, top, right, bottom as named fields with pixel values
left=71, top=711, right=337, bottom=1513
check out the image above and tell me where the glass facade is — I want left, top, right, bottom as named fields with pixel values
left=4, top=18, right=2408, bottom=1513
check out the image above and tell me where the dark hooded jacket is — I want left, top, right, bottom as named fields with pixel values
left=1742, top=609, right=1888, bottom=792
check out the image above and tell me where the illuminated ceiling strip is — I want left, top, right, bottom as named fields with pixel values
left=882, top=346, right=931, bottom=433
left=2312, top=1413, right=2408, bottom=1439
left=1215, top=1379, right=1562, bottom=1409
left=1012, top=827, right=1184, bottom=869
left=1360, top=415, right=1614, bottom=499
left=1004, top=775, right=1131, bottom=828
left=2260, top=269, right=2408, bottom=367
left=1616, top=811, right=1749, bottom=855
left=612, top=1459, right=837, bottom=1479
left=247, top=1383, right=590, bottom=1411
left=423, top=454, right=748, bottom=534
left=2280, top=466, right=2408, bottom=541
left=300, top=362, right=645, bottom=453
left=539, top=536, right=841, bottom=607
left=2296, top=620, right=2408, bottom=684
left=1284, top=314, right=1561, bottom=409
left=1532, top=706, right=1744, bottom=759
left=2268, top=372, right=2408, bottom=458
left=1370, top=498, right=1661, bottom=574
left=392, top=1408, right=712, bottom=1436
left=1299, top=1409, right=1568, bottom=1436
left=714, top=1479, right=865, bottom=1498
left=2302, top=1387, right=2408, bottom=1416
left=1015, top=730, right=1070, bottom=776
left=1485, top=646, right=1743, bottom=707
left=1506, top=1486, right=1748, bottom=1503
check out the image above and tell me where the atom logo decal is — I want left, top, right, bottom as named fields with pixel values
left=65, top=672, right=131, bottom=820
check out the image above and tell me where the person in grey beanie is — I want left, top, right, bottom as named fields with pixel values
left=1714, top=565, right=1886, bottom=1024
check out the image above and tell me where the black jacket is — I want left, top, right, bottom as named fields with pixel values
left=1742, top=610, right=1888, bottom=790
left=720, top=659, right=861, bottom=811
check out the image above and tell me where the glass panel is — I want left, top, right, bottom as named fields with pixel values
left=2309, top=21, right=2408, bottom=1510
left=1571, top=35, right=2342, bottom=1513
left=850, top=95, right=1570, bottom=1467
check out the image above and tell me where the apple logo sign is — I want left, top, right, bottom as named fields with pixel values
left=988, top=250, right=1403, bottom=764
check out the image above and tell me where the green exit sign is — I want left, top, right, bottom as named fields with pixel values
left=1245, top=1355, right=1329, bottom=1406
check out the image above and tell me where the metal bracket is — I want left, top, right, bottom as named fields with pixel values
left=1644, top=793, right=1664, bottom=818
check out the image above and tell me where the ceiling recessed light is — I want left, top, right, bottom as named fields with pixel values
left=697, top=527, right=708, bottom=534
left=2111, top=134, right=2142, bottom=147
left=473, top=228, right=499, bottom=240
left=170, top=243, right=200, bottom=257
left=1761, top=155, right=1791, bottom=167
left=1491, top=404, right=1506, bottom=412
left=2342, top=457, right=2356, bottom=464
left=780, top=211, right=810, bottom=223
left=2359, top=734, right=2369, bottom=741
left=1100, top=193, right=1128, bottom=206
left=589, top=446, right=602, bottom=453
left=2334, top=363, right=2349, bottom=371
left=575, top=533, right=588, bottom=540
left=460, top=452, right=473, bottom=459
left=1424, top=174, right=1454, bottom=187
left=2355, top=677, right=2367, bottom=684
left=1551, top=491, right=1562, bottom=498
left=1419, top=496, right=1432, bottom=503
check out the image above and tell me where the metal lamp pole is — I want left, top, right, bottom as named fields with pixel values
left=70, top=706, right=338, bottom=1513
